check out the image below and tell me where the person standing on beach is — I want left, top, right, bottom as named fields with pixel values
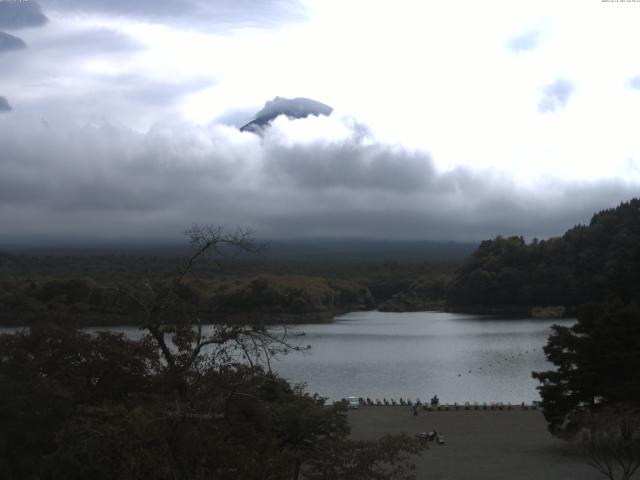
left=412, top=404, right=418, bottom=416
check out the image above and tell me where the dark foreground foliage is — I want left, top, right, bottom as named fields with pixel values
left=578, top=407, right=640, bottom=480
left=0, top=226, right=425, bottom=480
left=0, top=257, right=457, bottom=326
left=0, top=321, right=423, bottom=480
left=533, top=302, right=640, bottom=437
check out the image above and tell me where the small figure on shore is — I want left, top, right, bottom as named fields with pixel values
left=412, top=404, right=418, bottom=416
left=430, top=395, right=439, bottom=406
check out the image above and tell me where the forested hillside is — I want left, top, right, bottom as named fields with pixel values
left=0, top=253, right=455, bottom=325
left=448, top=199, right=640, bottom=313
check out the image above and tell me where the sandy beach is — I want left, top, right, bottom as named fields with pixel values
left=348, top=407, right=603, bottom=480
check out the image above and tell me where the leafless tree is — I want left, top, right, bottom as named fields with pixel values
left=579, top=406, right=640, bottom=480
left=116, top=225, right=308, bottom=398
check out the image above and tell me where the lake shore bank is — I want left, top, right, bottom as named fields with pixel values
left=0, top=309, right=345, bottom=328
left=446, top=304, right=576, bottom=319
left=348, top=407, right=600, bottom=480
left=0, top=306, right=576, bottom=328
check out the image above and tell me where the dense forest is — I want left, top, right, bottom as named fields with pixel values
left=527, top=202, right=640, bottom=463
left=0, top=252, right=455, bottom=326
left=448, top=199, right=640, bottom=314
left=3, top=199, right=640, bottom=326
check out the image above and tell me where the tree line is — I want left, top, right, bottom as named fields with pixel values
left=448, top=199, right=640, bottom=312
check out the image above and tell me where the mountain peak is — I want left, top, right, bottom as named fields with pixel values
left=240, top=96, right=332, bottom=133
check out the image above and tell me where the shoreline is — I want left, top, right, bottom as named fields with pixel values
left=0, top=304, right=579, bottom=328
left=0, top=310, right=344, bottom=328
left=0, top=306, right=576, bottom=329
left=445, top=305, right=576, bottom=319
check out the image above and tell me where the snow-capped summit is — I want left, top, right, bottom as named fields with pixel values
left=240, top=97, right=332, bottom=133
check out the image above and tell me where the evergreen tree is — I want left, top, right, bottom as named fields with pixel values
left=533, top=302, right=640, bottom=436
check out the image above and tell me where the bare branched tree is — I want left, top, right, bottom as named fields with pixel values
left=579, top=406, right=640, bottom=480
left=115, top=225, right=308, bottom=399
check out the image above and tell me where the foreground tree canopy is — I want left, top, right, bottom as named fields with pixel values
left=0, top=226, right=424, bottom=480
left=527, top=200, right=640, bottom=478
left=533, top=302, right=640, bottom=437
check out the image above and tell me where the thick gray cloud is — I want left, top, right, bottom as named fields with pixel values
left=0, top=113, right=636, bottom=243
left=0, top=25, right=203, bottom=124
left=0, top=0, right=305, bottom=137
left=0, top=96, right=10, bottom=111
left=264, top=141, right=435, bottom=192
left=508, top=30, right=539, bottom=54
left=0, top=31, right=26, bottom=52
left=36, top=27, right=142, bottom=54
left=215, top=108, right=260, bottom=128
left=111, top=75, right=214, bottom=106
left=40, top=0, right=306, bottom=30
left=538, top=78, right=574, bottom=113
left=0, top=1, right=48, bottom=29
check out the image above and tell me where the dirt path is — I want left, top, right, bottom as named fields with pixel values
left=348, top=407, right=603, bottom=480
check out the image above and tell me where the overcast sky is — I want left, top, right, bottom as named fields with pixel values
left=1, top=0, right=640, bottom=243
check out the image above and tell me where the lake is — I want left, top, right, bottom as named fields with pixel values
left=0, top=311, right=572, bottom=404
left=268, top=311, right=573, bottom=404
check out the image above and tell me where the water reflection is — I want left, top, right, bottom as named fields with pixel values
left=269, top=311, right=573, bottom=404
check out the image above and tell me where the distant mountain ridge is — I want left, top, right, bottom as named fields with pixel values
left=0, top=238, right=477, bottom=264
left=263, top=238, right=476, bottom=263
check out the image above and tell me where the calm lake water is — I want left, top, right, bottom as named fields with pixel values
left=269, top=311, right=573, bottom=404
left=0, top=311, right=573, bottom=404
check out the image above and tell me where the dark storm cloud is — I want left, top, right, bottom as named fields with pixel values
left=41, top=0, right=192, bottom=18
left=0, top=96, right=11, bottom=111
left=38, top=27, right=143, bottom=54
left=508, top=30, right=539, bottom=54
left=0, top=114, right=637, bottom=243
left=0, top=31, right=26, bottom=52
left=538, top=78, right=574, bottom=113
left=40, top=0, right=306, bottom=30
left=0, top=1, right=48, bottom=29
